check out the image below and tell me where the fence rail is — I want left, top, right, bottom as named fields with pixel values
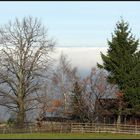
left=71, top=123, right=140, bottom=134
left=0, top=122, right=140, bottom=134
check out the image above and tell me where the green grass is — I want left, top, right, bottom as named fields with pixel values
left=0, top=133, right=140, bottom=139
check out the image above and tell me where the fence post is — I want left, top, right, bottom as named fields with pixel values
left=30, top=126, right=32, bottom=134
left=70, top=123, right=72, bottom=133
left=135, top=120, right=137, bottom=134
left=2, top=127, right=6, bottom=134
left=82, top=124, right=84, bottom=133
left=60, top=123, right=63, bottom=133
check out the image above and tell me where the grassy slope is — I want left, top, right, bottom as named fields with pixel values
left=0, top=133, right=140, bottom=139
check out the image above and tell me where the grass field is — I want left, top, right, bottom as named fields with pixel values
left=0, top=133, right=140, bottom=139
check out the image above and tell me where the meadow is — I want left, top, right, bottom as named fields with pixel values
left=0, top=133, right=140, bottom=139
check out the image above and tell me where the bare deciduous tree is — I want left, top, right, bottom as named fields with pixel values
left=72, top=68, right=119, bottom=123
left=0, top=16, right=54, bottom=127
left=38, top=53, right=79, bottom=118
left=52, top=53, right=79, bottom=116
left=85, top=68, right=119, bottom=123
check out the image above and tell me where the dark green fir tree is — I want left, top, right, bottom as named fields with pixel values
left=97, top=19, right=140, bottom=121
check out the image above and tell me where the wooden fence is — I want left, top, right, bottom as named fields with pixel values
left=0, top=122, right=140, bottom=134
left=70, top=123, right=140, bottom=134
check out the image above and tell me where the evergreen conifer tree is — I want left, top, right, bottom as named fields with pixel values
left=97, top=19, right=140, bottom=116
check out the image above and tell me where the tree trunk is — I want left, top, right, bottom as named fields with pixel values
left=17, top=98, right=25, bottom=128
left=17, top=73, right=25, bottom=128
left=16, top=59, right=25, bottom=128
left=117, top=100, right=122, bottom=130
left=63, top=92, right=67, bottom=114
left=117, top=113, right=121, bottom=126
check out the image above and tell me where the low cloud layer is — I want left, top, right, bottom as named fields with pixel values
left=51, top=47, right=108, bottom=77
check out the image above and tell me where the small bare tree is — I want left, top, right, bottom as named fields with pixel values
left=0, top=16, right=54, bottom=127
left=52, top=53, right=79, bottom=116
left=39, top=53, right=79, bottom=118
left=31, top=55, right=75, bottom=122
left=89, top=68, right=119, bottom=123
left=74, top=67, right=119, bottom=123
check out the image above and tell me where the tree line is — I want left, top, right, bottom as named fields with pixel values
left=0, top=16, right=139, bottom=128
